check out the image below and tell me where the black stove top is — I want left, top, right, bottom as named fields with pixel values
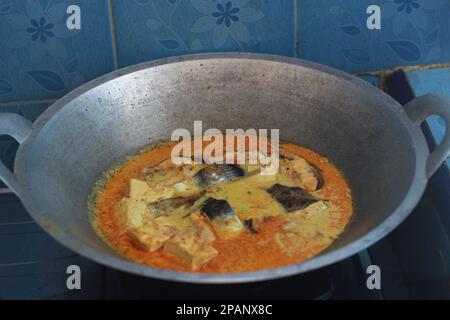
left=2, top=185, right=447, bottom=300
left=0, top=190, right=355, bottom=299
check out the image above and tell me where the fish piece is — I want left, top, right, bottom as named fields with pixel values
left=266, top=184, right=318, bottom=212
left=290, top=158, right=323, bottom=191
left=183, top=163, right=206, bottom=177
left=200, top=198, right=243, bottom=233
left=127, top=178, right=175, bottom=203
left=142, top=161, right=205, bottom=200
left=151, top=158, right=177, bottom=171
left=309, top=164, right=324, bottom=190
left=149, top=195, right=199, bottom=218
left=144, top=166, right=184, bottom=186
left=279, top=147, right=325, bottom=191
left=243, top=219, right=258, bottom=234
left=143, top=159, right=204, bottom=188
left=279, top=147, right=300, bottom=160
left=194, top=164, right=245, bottom=189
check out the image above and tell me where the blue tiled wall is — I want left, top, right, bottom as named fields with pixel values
left=0, top=0, right=448, bottom=173
left=300, top=0, right=450, bottom=72
left=0, top=0, right=448, bottom=159
left=1, top=0, right=449, bottom=107
left=112, top=0, right=296, bottom=67
left=0, top=0, right=115, bottom=101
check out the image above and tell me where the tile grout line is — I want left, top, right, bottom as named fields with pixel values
left=353, top=61, right=450, bottom=91
left=353, top=61, right=450, bottom=77
left=0, top=98, right=59, bottom=106
left=0, top=64, right=447, bottom=108
left=294, top=0, right=300, bottom=58
left=107, top=0, right=120, bottom=70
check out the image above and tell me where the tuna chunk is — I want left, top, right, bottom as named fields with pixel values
left=279, top=157, right=323, bottom=192
left=290, top=158, right=320, bottom=191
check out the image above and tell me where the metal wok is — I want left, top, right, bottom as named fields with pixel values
left=1, top=53, right=449, bottom=283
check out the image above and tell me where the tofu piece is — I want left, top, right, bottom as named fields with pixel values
left=282, top=201, right=341, bottom=239
left=274, top=201, right=342, bottom=257
left=128, top=223, right=174, bottom=252
left=129, top=179, right=152, bottom=200
left=190, top=211, right=216, bottom=244
left=131, top=178, right=201, bottom=204
left=163, top=234, right=218, bottom=270
left=115, top=197, right=148, bottom=233
left=128, top=178, right=174, bottom=203
left=128, top=213, right=193, bottom=252
left=163, top=214, right=218, bottom=270
left=129, top=215, right=191, bottom=252
left=144, top=184, right=176, bottom=203
left=115, top=178, right=176, bottom=233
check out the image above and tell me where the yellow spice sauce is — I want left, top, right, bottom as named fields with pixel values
left=92, top=141, right=352, bottom=273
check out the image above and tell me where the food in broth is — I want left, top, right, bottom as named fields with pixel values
left=90, top=140, right=352, bottom=273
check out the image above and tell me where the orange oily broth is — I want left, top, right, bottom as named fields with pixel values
left=93, top=142, right=353, bottom=273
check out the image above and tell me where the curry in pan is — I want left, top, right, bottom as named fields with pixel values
left=90, top=139, right=352, bottom=273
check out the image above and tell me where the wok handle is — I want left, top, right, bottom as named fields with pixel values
left=0, top=113, right=32, bottom=195
left=404, top=94, right=450, bottom=179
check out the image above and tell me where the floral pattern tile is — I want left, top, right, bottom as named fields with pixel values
left=0, top=102, right=50, bottom=122
left=405, top=67, right=450, bottom=164
left=299, top=0, right=450, bottom=72
left=112, top=0, right=295, bottom=67
left=0, top=0, right=115, bottom=101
